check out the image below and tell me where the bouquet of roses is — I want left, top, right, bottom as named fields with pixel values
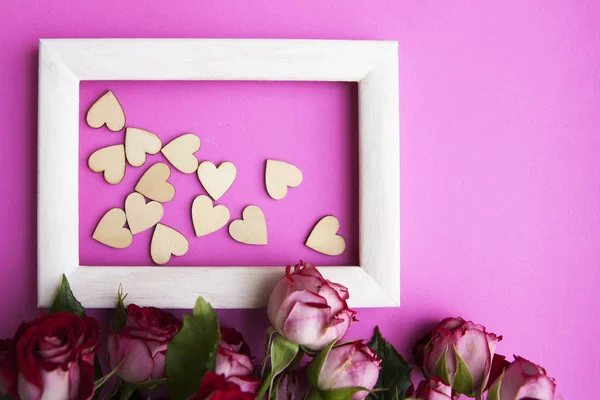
left=0, top=261, right=557, bottom=400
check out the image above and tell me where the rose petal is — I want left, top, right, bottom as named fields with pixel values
left=114, top=337, right=154, bottom=383
left=17, top=372, right=41, bottom=400
left=282, top=302, right=330, bottom=349
left=275, top=290, right=327, bottom=335
left=38, top=367, right=70, bottom=400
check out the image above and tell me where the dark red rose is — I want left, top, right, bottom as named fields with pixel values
left=1, top=312, right=100, bottom=400
left=188, top=372, right=256, bottom=400
left=0, top=338, right=13, bottom=396
left=108, top=304, right=182, bottom=383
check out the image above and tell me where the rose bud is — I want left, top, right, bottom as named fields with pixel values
left=422, top=317, right=502, bottom=396
left=267, top=261, right=356, bottom=351
left=406, top=378, right=456, bottom=400
left=312, top=341, right=381, bottom=400
left=276, top=368, right=310, bottom=400
left=108, top=304, right=182, bottom=384
left=0, top=338, right=14, bottom=396
left=216, top=327, right=254, bottom=379
left=487, top=356, right=556, bottom=400
left=1, top=313, right=100, bottom=400
left=188, top=372, right=256, bottom=399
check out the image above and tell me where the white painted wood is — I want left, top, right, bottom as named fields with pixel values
left=67, top=266, right=396, bottom=309
left=37, top=38, right=400, bottom=308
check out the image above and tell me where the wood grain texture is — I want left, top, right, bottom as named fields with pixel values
left=191, top=195, right=230, bottom=237
left=92, top=208, right=133, bottom=248
left=37, top=38, right=399, bottom=308
left=197, top=161, right=236, bottom=201
left=265, top=159, right=303, bottom=200
left=305, top=216, right=346, bottom=256
left=125, top=192, right=163, bottom=235
left=161, top=133, right=201, bottom=174
left=125, top=127, right=162, bottom=167
left=134, top=162, right=175, bottom=203
left=150, top=223, right=189, bottom=265
left=88, top=144, right=126, bottom=184
left=85, top=90, right=125, bottom=131
left=229, top=205, right=268, bottom=245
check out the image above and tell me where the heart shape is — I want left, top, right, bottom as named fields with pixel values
left=86, top=91, right=126, bottom=132
left=88, top=144, right=126, bottom=184
left=197, top=161, right=236, bottom=201
left=192, top=195, right=230, bottom=237
left=229, top=205, right=267, bottom=245
left=161, top=133, right=201, bottom=174
left=265, top=159, right=303, bottom=200
left=135, top=163, right=175, bottom=203
left=125, top=192, right=164, bottom=235
left=125, top=127, right=162, bottom=167
left=151, top=223, right=189, bottom=265
left=92, top=208, right=132, bottom=248
left=305, top=216, right=346, bottom=256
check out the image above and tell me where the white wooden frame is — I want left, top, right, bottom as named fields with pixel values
left=38, top=39, right=400, bottom=309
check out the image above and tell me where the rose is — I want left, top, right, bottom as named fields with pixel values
left=276, top=368, right=309, bottom=400
left=188, top=372, right=257, bottom=399
left=420, top=317, right=502, bottom=396
left=487, top=356, right=556, bottom=400
left=312, top=341, right=381, bottom=400
left=0, top=338, right=13, bottom=396
left=107, top=304, right=182, bottom=384
left=406, top=378, right=456, bottom=400
left=224, top=376, right=260, bottom=394
left=0, top=312, right=100, bottom=400
left=216, top=328, right=254, bottom=379
left=267, top=261, right=356, bottom=350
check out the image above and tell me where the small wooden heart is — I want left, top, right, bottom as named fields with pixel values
left=197, top=161, right=236, bottom=201
left=86, top=91, right=126, bottom=132
left=229, top=205, right=267, bottom=245
left=305, top=216, right=346, bottom=256
left=88, top=144, right=126, bottom=185
left=135, top=163, right=175, bottom=203
left=192, top=195, right=230, bottom=237
left=92, top=208, right=132, bottom=248
left=265, top=160, right=303, bottom=200
left=125, top=192, right=164, bottom=235
left=151, top=223, right=189, bottom=265
left=125, top=127, right=162, bottom=167
left=161, top=133, right=201, bottom=174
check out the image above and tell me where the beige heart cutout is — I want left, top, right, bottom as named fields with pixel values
left=197, top=161, right=236, bottom=201
left=151, top=223, right=189, bottom=265
left=265, top=160, right=303, bottom=200
left=161, top=133, right=201, bottom=174
left=229, top=205, right=267, bottom=245
left=305, top=216, right=346, bottom=256
left=125, top=127, right=162, bottom=167
left=92, top=208, right=132, bottom=248
left=192, top=195, right=230, bottom=237
left=88, top=144, right=126, bottom=184
left=135, top=163, right=175, bottom=203
left=86, top=91, right=126, bottom=132
left=125, top=192, right=164, bottom=235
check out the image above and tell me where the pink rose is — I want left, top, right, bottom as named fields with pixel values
left=108, top=304, right=182, bottom=384
left=225, top=376, right=261, bottom=394
left=215, top=328, right=254, bottom=379
left=421, top=317, right=502, bottom=396
left=313, top=341, right=381, bottom=400
left=406, top=378, right=456, bottom=400
left=1, top=313, right=100, bottom=400
left=487, top=356, right=556, bottom=400
left=0, top=339, right=14, bottom=396
left=267, top=261, right=356, bottom=350
left=188, top=372, right=257, bottom=399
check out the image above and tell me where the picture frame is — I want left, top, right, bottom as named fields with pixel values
left=38, top=39, right=400, bottom=309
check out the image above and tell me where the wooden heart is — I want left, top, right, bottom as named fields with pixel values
left=135, top=163, right=175, bottom=203
left=191, top=195, right=230, bottom=237
left=305, top=216, right=346, bottom=256
left=88, top=144, right=126, bottom=185
left=92, top=208, right=132, bottom=248
left=229, top=205, right=267, bottom=245
left=125, top=127, right=162, bottom=167
left=197, top=161, right=236, bottom=201
left=265, top=160, right=303, bottom=200
left=125, top=192, right=164, bottom=235
left=151, top=223, right=189, bottom=265
left=86, top=91, right=126, bottom=132
left=161, top=133, right=201, bottom=174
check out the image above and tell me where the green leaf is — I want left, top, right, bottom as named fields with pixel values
left=322, top=387, right=372, bottom=400
left=119, top=383, right=137, bottom=400
left=256, top=335, right=300, bottom=399
left=166, top=297, right=221, bottom=400
left=451, top=344, right=474, bottom=397
left=307, top=339, right=337, bottom=387
left=367, top=326, right=412, bottom=400
left=110, top=284, right=128, bottom=333
left=50, top=274, right=86, bottom=317
left=94, top=363, right=121, bottom=390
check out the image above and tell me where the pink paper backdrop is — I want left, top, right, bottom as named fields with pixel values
left=1, top=1, right=599, bottom=397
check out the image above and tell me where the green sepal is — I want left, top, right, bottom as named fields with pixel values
left=256, top=334, right=300, bottom=399
left=433, top=347, right=451, bottom=385
left=451, top=344, right=475, bottom=397
left=93, top=363, right=121, bottom=390
left=306, top=339, right=337, bottom=388
left=119, top=378, right=167, bottom=400
left=110, top=284, right=128, bottom=333
left=486, top=369, right=504, bottom=400
left=321, top=387, right=373, bottom=400
left=166, top=297, right=221, bottom=400
left=50, top=274, right=86, bottom=317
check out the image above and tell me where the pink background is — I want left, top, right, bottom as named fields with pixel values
left=0, top=1, right=598, bottom=398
